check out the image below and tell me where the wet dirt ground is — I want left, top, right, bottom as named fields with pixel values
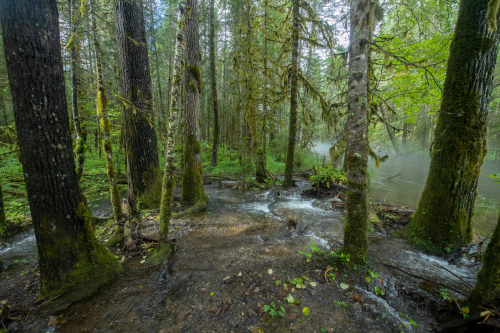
left=0, top=181, right=486, bottom=332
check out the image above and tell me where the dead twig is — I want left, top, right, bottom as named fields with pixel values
left=432, top=261, right=473, bottom=290
left=324, top=268, right=335, bottom=285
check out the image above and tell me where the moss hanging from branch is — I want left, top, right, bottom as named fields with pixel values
left=488, top=0, right=500, bottom=31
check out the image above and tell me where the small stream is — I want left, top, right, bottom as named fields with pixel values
left=1, top=181, right=481, bottom=332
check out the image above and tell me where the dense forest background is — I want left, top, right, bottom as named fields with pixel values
left=2, top=0, right=500, bottom=223
left=1, top=0, right=500, bottom=330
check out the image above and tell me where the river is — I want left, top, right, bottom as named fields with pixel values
left=312, top=142, right=500, bottom=234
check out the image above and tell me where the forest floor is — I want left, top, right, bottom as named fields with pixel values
left=1, top=180, right=498, bottom=333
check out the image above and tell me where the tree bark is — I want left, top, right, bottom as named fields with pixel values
left=466, top=213, right=500, bottom=310
left=182, top=0, right=208, bottom=203
left=0, top=183, right=5, bottom=231
left=148, top=0, right=164, bottom=128
left=154, top=4, right=185, bottom=260
left=0, top=0, right=120, bottom=305
left=209, top=0, right=219, bottom=166
left=70, top=0, right=86, bottom=181
left=283, top=0, right=299, bottom=187
left=256, top=0, right=269, bottom=184
left=91, top=0, right=123, bottom=224
left=114, top=0, right=162, bottom=213
left=342, top=0, right=370, bottom=265
left=409, top=0, right=500, bottom=249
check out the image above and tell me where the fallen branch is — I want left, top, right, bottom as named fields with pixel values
left=380, top=262, right=468, bottom=296
left=329, top=238, right=344, bottom=247
left=172, top=201, right=207, bottom=219
left=432, top=261, right=473, bottom=290
left=435, top=308, right=499, bottom=332
left=387, top=173, right=402, bottom=180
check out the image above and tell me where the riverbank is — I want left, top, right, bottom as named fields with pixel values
left=0, top=181, right=496, bottom=332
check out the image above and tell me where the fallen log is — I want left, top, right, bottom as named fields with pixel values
left=435, top=308, right=499, bottom=332
left=380, top=262, right=467, bottom=296
left=172, top=201, right=207, bottom=219
left=140, top=234, right=177, bottom=243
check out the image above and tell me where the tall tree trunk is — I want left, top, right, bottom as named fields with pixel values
left=91, top=0, right=123, bottom=224
left=409, top=0, right=500, bottom=249
left=0, top=183, right=5, bottom=231
left=402, top=116, right=408, bottom=149
left=114, top=0, right=162, bottom=214
left=209, top=0, right=219, bottom=166
left=182, top=0, right=208, bottom=203
left=342, top=0, right=370, bottom=265
left=283, top=0, right=299, bottom=187
left=70, top=0, right=85, bottom=181
left=256, top=0, right=269, bottom=184
left=0, top=0, right=120, bottom=305
left=154, top=5, right=185, bottom=260
left=148, top=0, right=164, bottom=128
left=466, top=214, right=500, bottom=310
left=380, top=103, right=400, bottom=154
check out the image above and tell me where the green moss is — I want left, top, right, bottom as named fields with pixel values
left=137, top=166, right=162, bottom=210
left=392, top=229, right=406, bottom=239
left=189, top=81, right=197, bottom=92
left=342, top=190, right=369, bottom=265
left=75, top=136, right=85, bottom=181
left=0, top=183, right=6, bottom=229
left=255, top=148, right=267, bottom=183
left=38, top=201, right=122, bottom=313
left=408, top=1, right=497, bottom=250
left=187, top=65, right=202, bottom=91
left=182, top=134, right=208, bottom=203
left=465, top=214, right=500, bottom=310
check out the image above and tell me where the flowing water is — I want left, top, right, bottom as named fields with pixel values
left=312, top=142, right=500, bottom=234
left=1, top=181, right=482, bottom=332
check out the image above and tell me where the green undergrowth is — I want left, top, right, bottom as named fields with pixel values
left=0, top=137, right=318, bottom=235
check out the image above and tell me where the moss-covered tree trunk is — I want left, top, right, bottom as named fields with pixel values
left=256, top=0, right=269, bottom=184
left=182, top=0, right=208, bottom=203
left=70, top=0, right=85, bottom=181
left=342, top=0, right=370, bottom=265
left=209, top=0, right=219, bottom=167
left=408, top=0, right=500, bottom=250
left=114, top=0, right=162, bottom=213
left=0, top=0, right=121, bottom=306
left=91, top=0, right=123, bottom=224
left=153, top=5, right=185, bottom=261
left=0, top=183, right=6, bottom=232
left=466, top=213, right=500, bottom=310
left=283, top=0, right=299, bottom=187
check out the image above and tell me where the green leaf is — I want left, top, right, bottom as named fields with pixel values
left=302, top=307, right=310, bottom=316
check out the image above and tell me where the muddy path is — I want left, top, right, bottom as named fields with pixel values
left=1, top=180, right=482, bottom=332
